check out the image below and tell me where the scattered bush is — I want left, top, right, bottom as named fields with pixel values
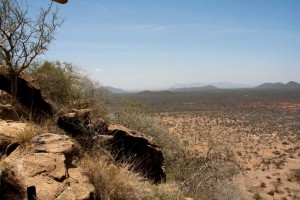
left=290, top=169, right=300, bottom=182
left=253, top=193, right=264, bottom=200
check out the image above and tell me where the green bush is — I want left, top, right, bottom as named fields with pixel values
left=29, top=61, right=100, bottom=108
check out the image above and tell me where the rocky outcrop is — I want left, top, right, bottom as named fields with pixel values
left=0, top=65, right=54, bottom=119
left=57, top=109, right=166, bottom=183
left=107, top=125, right=166, bottom=183
left=1, top=132, right=95, bottom=200
left=57, top=109, right=92, bottom=137
left=0, top=104, right=19, bottom=121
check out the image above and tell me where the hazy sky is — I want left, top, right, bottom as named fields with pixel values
left=34, top=0, right=300, bottom=90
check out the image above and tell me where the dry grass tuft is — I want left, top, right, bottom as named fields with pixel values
left=79, top=155, right=185, bottom=200
left=14, top=126, right=38, bottom=144
left=153, top=183, right=185, bottom=200
left=79, top=155, right=154, bottom=200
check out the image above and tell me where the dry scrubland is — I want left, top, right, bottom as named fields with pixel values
left=1, top=68, right=300, bottom=200
left=117, top=89, right=300, bottom=200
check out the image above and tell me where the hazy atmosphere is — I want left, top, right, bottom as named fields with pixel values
left=34, top=0, right=300, bottom=90
left=1, top=1, right=300, bottom=199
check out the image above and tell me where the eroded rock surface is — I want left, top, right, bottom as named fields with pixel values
left=2, top=133, right=95, bottom=200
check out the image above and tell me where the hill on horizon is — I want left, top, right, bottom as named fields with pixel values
left=171, top=82, right=253, bottom=89
left=171, top=85, right=219, bottom=92
left=137, top=90, right=173, bottom=95
left=256, top=81, right=300, bottom=89
left=104, top=86, right=128, bottom=94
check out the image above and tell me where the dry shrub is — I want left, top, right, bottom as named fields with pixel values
left=167, top=129, right=243, bottom=200
left=14, top=126, right=38, bottom=145
left=101, top=104, right=243, bottom=199
left=79, top=156, right=153, bottom=200
left=153, top=183, right=185, bottom=200
left=79, top=156, right=185, bottom=200
left=0, top=124, right=37, bottom=156
left=290, top=169, right=300, bottom=182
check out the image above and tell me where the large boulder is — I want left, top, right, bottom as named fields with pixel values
left=0, top=65, right=54, bottom=119
left=1, top=133, right=95, bottom=200
left=57, top=109, right=92, bottom=137
left=107, top=125, right=166, bottom=183
left=57, top=109, right=166, bottom=183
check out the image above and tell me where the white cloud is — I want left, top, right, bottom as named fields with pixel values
left=95, top=68, right=102, bottom=72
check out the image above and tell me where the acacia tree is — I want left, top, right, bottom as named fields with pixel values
left=0, top=0, right=62, bottom=105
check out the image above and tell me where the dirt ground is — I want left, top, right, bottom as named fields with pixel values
left=157, top=103, right=300, bottom=200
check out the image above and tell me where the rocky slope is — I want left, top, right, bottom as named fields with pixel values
left=0, top=119, right=95, bottom=200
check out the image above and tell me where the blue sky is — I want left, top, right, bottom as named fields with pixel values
left=33, top=0, right=300, bottom=90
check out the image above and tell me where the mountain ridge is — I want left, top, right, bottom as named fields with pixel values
left=256, top=81, right=300, bottom=89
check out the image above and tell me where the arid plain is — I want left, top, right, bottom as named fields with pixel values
left=116, top=88, right=300, bottom=200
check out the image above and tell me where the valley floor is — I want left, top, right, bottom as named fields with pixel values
left=117, top=89, right=300, bottom=200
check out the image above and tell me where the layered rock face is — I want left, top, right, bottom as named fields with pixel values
left=57, top=109, right=166, bottom=183
left=0, top=128, right=95, bottom=200
left=0, top=65, right=54, bottom=119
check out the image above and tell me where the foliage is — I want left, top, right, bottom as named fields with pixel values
left=29, top=61, right=103, bottom=109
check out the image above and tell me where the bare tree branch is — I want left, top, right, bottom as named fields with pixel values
left=0, top=0, right=63, bottom=104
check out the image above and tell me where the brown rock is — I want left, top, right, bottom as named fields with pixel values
left=0, top=65, right=54, bottom=119
left=57, top=109, right=92, bottom=137
left=2, top=133, right=95, bottom=200
left=0, top=120, right=29, bottom=156
left=31, top=133, right=79, bottom=163
left=57, top=110, right=166, bottom=183
left=108, top=124, right=166, bottom=183
left=0, top=104, right=19, bottom=121
left=93, top=118, right=109, bottom=134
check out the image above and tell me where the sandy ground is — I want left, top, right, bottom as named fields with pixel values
left=157, top=110, right=300, bottom=200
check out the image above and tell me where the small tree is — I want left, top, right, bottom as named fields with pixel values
left=0, top=0, right=62, bottom=105
left=29, top=61, right=99, bottom=108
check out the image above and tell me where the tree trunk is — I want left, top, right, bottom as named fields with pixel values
left=10, top=72, right=18, bottom=106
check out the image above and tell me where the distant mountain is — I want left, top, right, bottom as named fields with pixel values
left=137, top=90, right=173, bottom=95
left=104, top=86, right=128, bottom=93
left=286, top=81, right=300, bottom=88
left=256, top=81, right=300, bottom=89
left=171, top=85, right=219, bottom=92
left=171, top=82, right=253, bottom=89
